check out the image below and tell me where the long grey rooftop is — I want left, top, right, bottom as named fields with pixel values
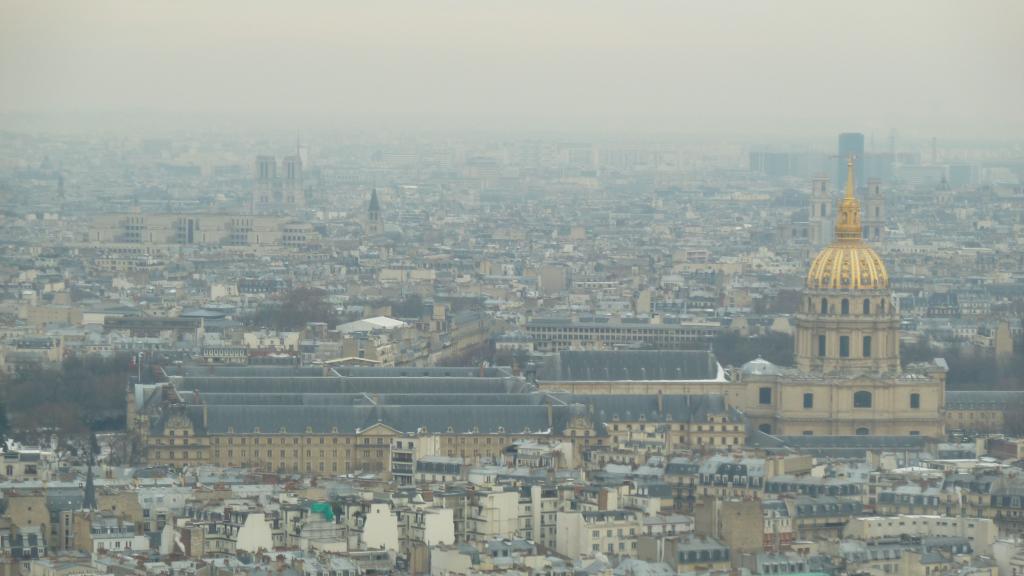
left=536, top=350, right=719, bottom=382
left=177, top=375, right=529, bottom=394
left=180, top=404, right=573, bottom=435
left=178, top=391, right=559, bottom=407
left=945, top=390, right=1024, bottom=409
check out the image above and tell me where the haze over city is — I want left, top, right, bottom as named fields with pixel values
left=1, top=2, right=1024, bottom=576
left=3, top=0, right=1024, bottom=137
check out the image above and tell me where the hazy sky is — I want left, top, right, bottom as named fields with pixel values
left=3, top=1, right=1022, bottom=138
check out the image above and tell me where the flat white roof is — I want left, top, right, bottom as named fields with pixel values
left=338, top=316, right=407, bottom=334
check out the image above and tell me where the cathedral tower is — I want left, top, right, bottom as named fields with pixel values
left=282, top=155, right=304, bottom=210
left=367, top=189, right=383, bottom=235
left=862, top=178, right=884, bottom=241
left=808, top=177, right=832, bottom=248
left=253, top=155, right=276, bottom=214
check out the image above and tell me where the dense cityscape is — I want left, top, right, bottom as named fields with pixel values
left=2, top=2, right=1024, bottom=575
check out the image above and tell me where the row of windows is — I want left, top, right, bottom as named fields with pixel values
left=760, top=424, right=921, bottom=436
left=759, top=389, right=921, bottom=410
left=610, top=423, right=738, bottom=432
left=813, top=297, right=886, bottom=315
left=804, top=429, right=919, bottom=436
left=592, top=528, right=637, bottom=538
left=593, top=542, right=638, bottom=552
left=214, top=448, right=385, bottom=459
left=612, top=434, right=741, bottom=446
left=530, top=326, right=713, bottom=336
left=212, top=436, right=386, bottom=445
left=818, top=335, right=873, bottom=358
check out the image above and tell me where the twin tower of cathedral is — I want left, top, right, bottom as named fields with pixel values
left=809, top=164, right=886, bottom=246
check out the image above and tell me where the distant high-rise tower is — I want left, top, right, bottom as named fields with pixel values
left=836, top=133, right=864, bottom=190
left=863, top=178, right=885, bottom=241
left=282, top=155, right=304, bottom=209
left=809, top=176, right=833, bottom=248
left=367, top=189, right=383, bottom=235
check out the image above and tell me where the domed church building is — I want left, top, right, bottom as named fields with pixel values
left=739, top=159, right=947, bottom=437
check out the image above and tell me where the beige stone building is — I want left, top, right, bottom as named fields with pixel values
left=739, top=159, right=946, bottom=438
left=845, top=515, right=998, bottom=555
left=132, top=363, right=745, bottom=476
left=88, top=213, right=316, bottom=248
left=530, top=161, right=972, bottom=440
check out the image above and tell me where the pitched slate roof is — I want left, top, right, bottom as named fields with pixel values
left=179, top=375, right=527, bottom=395
left=185, top=404, right=570, bottom=435
left=945, top=390, right=1024, bottom=409
left=536, top=350, right=719, bottom=382
left=170, top=365, right=326, bottom=378
left=556, top=394, right=735, bottom=426
left=761, top=435, right=929, bottom=458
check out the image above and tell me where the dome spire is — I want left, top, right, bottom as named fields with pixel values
left=834, top=155, right=862, bottom=242
left=806, top=154, right=888, bottom=291
left=844, top=155, right=856, bottom=200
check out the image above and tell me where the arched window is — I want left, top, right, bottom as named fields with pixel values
left=880, top=299, right=886, bottom=314
left=856, top=427, right=870, bottom=436
left=820, top=298, right=828, bottom=314
left=841, top=299, right=849, bottom=315
left=853, top=391, right=873, bottom=408
left=863, top=299, right=871, bottom=315
left=758, top=423, right=772, bottom=434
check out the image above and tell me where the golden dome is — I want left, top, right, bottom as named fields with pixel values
left=807, top=242, right=889, bottom=290
left=806, top=157, right=889, bottom=290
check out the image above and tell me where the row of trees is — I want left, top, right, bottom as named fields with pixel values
left=1, top=354, right=130, bottom=439
left=243, top=290, right=440, bottom=332
left=903, top=338, right=1024, bottom=390
left=244, top=287, right=340, bottom=331
left=711, top=331, right=795, bottom=368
